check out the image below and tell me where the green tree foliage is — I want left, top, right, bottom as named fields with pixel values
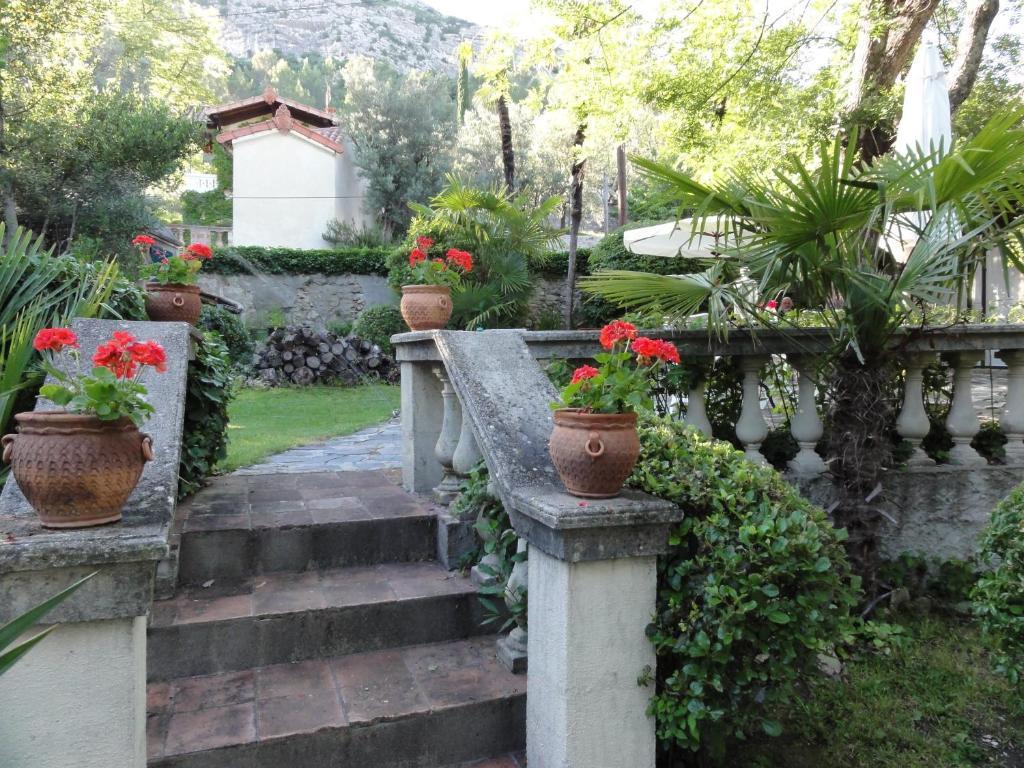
left=339, top=56, right=456, bottom=233
left=225, top=49, right=344, bottom=107
left=351, top=305, right=405, bottom=355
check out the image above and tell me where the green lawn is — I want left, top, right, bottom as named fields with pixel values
left=732, top=616, right=1024, bottom=768
left=219, top=383, right=400, bottom=471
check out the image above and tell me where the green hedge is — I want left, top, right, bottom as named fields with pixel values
left=178, top=331, right=235, bottom=498
left=205, top=246, right=393, bottom=276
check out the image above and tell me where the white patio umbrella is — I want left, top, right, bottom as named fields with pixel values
left=886, top=28, right=954, bottom=261
left=623, top=217, right=744, bottom=258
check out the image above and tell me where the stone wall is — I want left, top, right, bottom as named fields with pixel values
left=200, top=273, right=396, bottom=328
left=796, top=465, right=1021, bottom=562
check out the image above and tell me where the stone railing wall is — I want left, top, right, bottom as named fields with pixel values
left=395, top=324, right=1024, bottom=560
left=168, top=224, right=232, bottom=248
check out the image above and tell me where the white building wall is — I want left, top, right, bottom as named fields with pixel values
left=232, top=130, right=343, bottom=249
left=336, top=136, right=373, bottom=231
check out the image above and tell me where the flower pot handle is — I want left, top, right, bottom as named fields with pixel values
left=141, top=434, right=155, bottom=462
left=438, top=295, right=451, bottom=310
left=584, top=431, right=605, bottom=459
left=1, top=434, right=14, bottom=464
left=172, top=294, right=185, bottom=307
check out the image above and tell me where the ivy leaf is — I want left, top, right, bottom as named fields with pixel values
left=767, top=610, right=790, bottom=624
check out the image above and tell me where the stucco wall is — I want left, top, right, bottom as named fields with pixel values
left=201, top=273, right=396, bottom=328
left=232, top=131, right=368, bottom=249
left=0, top=616, right=147, bottom=768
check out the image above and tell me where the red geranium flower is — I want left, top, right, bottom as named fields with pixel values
left=409, top=248, right=427, bottom=267
left=184, top=243, right=213, bottom=260
left=632, top=337, right=681, bottom=365
left=570, top=364, right=600, bottom=384
left=445, top=248, right=473, bottom=272
left=33, top=327, right=78, bottom=352
left=132, top=234, right=156, bottom=247
left=599, top=320, right=637, bottom=350
left=416, top=236, right=434, bottom=251
left=129, top=340, right=168, bottom=373
left=93, top=331, right=139, bottom=379
left=763, top=299, right=778, bottom=310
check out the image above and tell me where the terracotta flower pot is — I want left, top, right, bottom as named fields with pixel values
left=2, top=413, right=154, bottom=528
left=400, top=285, right=453, bottom=331
left=549, top=409, right=640, bottom=499
left=145, top=282, right=201, bottom=325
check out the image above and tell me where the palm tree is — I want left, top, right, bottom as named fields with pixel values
left=412, top=177, right=564, bottom=328
left=582, top=109, right=1024, bottom=583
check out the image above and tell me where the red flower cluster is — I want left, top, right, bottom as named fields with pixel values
left=132, top=234, right=156, bottom=247
left=570, top=364, right=600, bottom=384
left=92, top=331, right=167, bottom=379
left=632, top=336, right=681, bottom=365
left=33, top=327, right=79, bottom=352
left=416, top=236, right=434, bottom=250
left=183, top=243, right=213, bottom=261
left=445, top=248, right=473, bottom=273
left=599, top=320, right=637, bottom=350
left=409, top=248, right=427, bottom=267
left=762, top=299, right=778, bottom=310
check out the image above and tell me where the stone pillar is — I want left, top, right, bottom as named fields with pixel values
left=433, top=366, right=463, bottom=504
left=999, top=349, right=1024, bottom=463
left=735, top=356, right=769, bottom=464
left=437, top=404, right=484, bottom=569
left=946, top=351, right=987, bottom=467
left=896, top=353, right=936, bottom=467
left=684, top=379, right=713, bottom=437
left=787, top=356, right=826, bottom=474
left=497, top=538, right=528, bottom=674
left=400, top=359, right=444, bottom=493
left=527, top=548, right=659, bottom=768
left=451, top=415, right=483, bottom=479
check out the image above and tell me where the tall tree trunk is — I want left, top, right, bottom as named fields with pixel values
left=616, top=144, right=628, bottom=226
left=565, top=124, right=586, bottom=329
left=948, top=0, right=999, bottom=113
left=845, top=0, right=940, bottom=162
left=497, top=95, right=515, bottom=194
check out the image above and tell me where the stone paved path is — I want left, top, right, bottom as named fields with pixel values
left=232, top=418, right=401, bottom=475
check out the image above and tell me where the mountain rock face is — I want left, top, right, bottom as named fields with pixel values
left=201, top=0, right=482, bottom=72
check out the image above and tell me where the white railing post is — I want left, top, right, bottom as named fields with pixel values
left=787, top=356, right=826, bottom=474
left=1000, top=349, right=1024, bottom=463
left=399, top=359, right=445, bottom=493
left=683, top=378, right=713, bottom=437
left=896, top=353, right=936, bottom=466
left=433, top=365, right=463, bottom=504
left=736, top=356, right=769, bottom=464
left=451, top=410, right=483, bottom=479
left=946, top=351, right=987, bottom=466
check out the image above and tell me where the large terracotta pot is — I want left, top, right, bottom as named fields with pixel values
left=145, top=282, right=201, bottom=325
left=549, top=409, right=640, bottom=499
left=400, top=285, right=453, bottom=331
left=2, top=413, right=154, bottom=528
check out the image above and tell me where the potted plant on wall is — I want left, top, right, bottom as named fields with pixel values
left=142, top=241, right=213, bottom=325
left=2, top=328, right=166, bottom=528
left=400, top=236, right=473, bottom=331
left=549, top=321, right=680, bottom=498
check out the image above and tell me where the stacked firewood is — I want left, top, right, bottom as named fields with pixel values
left=253, top=326, right=397, bottom=386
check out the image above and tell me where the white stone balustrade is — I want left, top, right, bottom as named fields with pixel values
left=946, top=351, right=987, bottom=467
left=736, top=356, right=770, bottom=465
left=432, top=366, right=463, bottom=504
left=683, top=379, right=713, bottom=436
left=896, top=353, right=936, bottom=466
left=788, top=356, right=827, bottom=474
left=1000, top=349, right=1024, bottom=462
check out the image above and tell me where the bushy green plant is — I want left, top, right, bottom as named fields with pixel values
left=632, top=417, right=860, bottom=762
left=178, top=331, right=234, bottom=498
left=971, top=483, right=1024, bottom=697
left=198, top=305, right=253, bottom=370
left=588, top=222, right=707, bottom=277
left=351, top=305, right=405, bottom=355
left=323, top=219, right=393, bottom=248
left=204, top=246, right=391, bottom=276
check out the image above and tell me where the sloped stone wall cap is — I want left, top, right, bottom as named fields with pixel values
left=0, top=520, right=168, bottom=574
left=510, top=485, right=680, bottom=531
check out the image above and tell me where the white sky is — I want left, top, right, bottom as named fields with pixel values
left=421, top=0, right=532, bottom=26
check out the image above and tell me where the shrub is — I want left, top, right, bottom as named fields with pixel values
left=972, top=482, right=1024, bottom=696
left=531, top=248, right=593, bottom=278
left=205, top=246, right=391, bottom=276
left=198, top=304, right=253, bottom=369
left=631, top=417, right=859, bottom=761
left=351, top=304, right=405, bottom=355
left=178, top=331, right=234, bottom=498
left=589, top=222, right=706, bottom=276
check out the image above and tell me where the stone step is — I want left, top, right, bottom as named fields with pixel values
left=444, top=755, right=526, bottom=767
left=147, top=636, right=526, bottom=768
left=176, top=470, right=438, bottom=585
left=148, top=562, right=489, bottom=681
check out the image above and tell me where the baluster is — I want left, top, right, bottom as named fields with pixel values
left=684, top=379, right=713, bottom=437
left=497, top=538, right=528, bottom=674
left=999, top=349, right=1024, bottom=463
left=896, top=353, right=936, bottom=467
left=735, top=356, right=769, bottom=465
left=946, top=351, right=987, bottom=466
left=451, top=413, right=483, bottom=479
left=787, top=356, right=826, bottom=474
left=432, top=366, right=463, bottom=503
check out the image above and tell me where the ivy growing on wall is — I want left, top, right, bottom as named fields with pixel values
left=178, top=331, right=234, bottom=498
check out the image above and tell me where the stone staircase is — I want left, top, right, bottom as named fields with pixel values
left=146, top=469, right=526, bottom=767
